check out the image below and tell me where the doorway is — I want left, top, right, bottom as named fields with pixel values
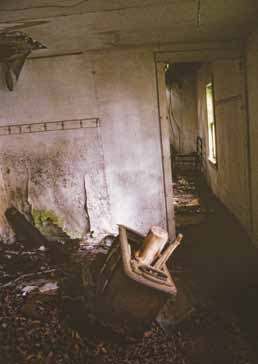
left=155, top=43, right=251, bottom=235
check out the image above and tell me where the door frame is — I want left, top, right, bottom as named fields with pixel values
left=154, top=41, right=247, bottom=240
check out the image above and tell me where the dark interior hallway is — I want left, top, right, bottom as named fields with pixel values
left=166, top=171, right=258, bottom=363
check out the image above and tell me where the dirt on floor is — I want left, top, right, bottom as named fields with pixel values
left=1, top=173, right=258, bottom=364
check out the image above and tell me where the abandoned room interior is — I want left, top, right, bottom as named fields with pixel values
left=0, top=1, right=258, bottom=363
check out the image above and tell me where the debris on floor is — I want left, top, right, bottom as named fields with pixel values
left=1, top=204, right=258, bottom=364
left=173, top=175, right=208, bottom=227
left=1, top=279, right=256, bottom=364
left=0, top=216, right=185, bottom=363
left=2, top=209, right=185, bottom=335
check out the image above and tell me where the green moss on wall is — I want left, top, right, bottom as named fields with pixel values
left=32, top=208, right=64, bottom=231
left=32, top=208, right=82, bottom=239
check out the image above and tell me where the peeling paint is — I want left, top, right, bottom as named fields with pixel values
left=0, top=127, right=112, bottom=241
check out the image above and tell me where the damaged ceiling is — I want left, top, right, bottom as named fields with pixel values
left=0, top=31, right=46, bottom=90
left=0, top=0, right=257, bottom=55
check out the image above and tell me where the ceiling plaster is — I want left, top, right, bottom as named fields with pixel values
left=0, top=0, right=257, bottom=55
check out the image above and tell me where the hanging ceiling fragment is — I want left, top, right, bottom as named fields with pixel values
left=0, top=31, right=46, bottom=91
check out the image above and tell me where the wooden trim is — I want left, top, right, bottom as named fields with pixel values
left=155, top=44, right=244, bottom=64
left=155, top=61, right=176, bottom=240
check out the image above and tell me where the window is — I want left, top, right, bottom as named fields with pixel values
left=206, top=81, right=217, bottom=164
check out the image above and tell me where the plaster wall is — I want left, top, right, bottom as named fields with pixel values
left=167, top=71, right=198, bottom=154
left=197, top=60, right=250, bottom=232
left=0, top=48, right=166, bottom=241
left=246, top=27, right=258, bottom=245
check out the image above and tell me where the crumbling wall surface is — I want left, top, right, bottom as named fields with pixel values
left=0, top=129, right=112, bottom=240
left=246, top=27, right=258, bottom=245
left=197, top=60, right=251, bottom=233
left=167, top=71, right=198, bottom=154
left=0, top=48, right=166, bottom=241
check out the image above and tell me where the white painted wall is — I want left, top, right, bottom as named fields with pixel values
left=246, top=26, right=258, bottom=245
left=197, top=60, right=251, bottom=233
left=0, top=48, right=167, bottom=241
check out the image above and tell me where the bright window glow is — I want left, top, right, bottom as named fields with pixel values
left=206, top=82, right=216, bottom=163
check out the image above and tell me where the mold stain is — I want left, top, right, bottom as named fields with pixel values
left=32, top=208, right=64, bottom=234
left=32, top=208, right=83, bottom=240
